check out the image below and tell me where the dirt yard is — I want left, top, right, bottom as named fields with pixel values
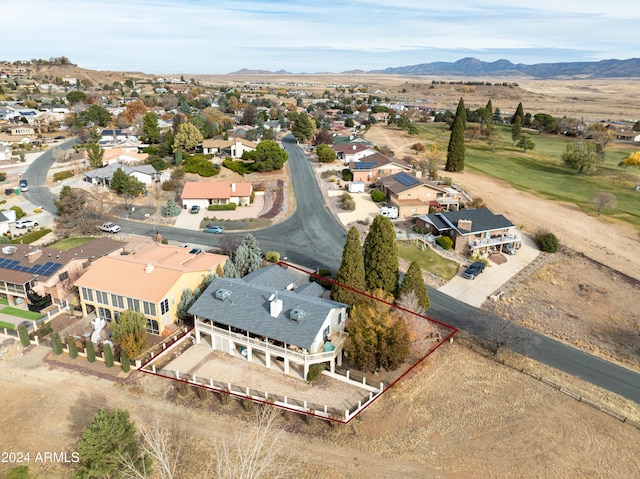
left=1, top=340, right=639, bottom=479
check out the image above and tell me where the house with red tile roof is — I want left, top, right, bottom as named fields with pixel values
left=75, top=241, right=227, bottom=335
left=180, top=181, right=253, bottom=210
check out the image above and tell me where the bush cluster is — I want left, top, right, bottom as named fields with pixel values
left=435, top=235, right=453, bottom=250
left=222, top=159, right=253, bottom=176
left=370, top=189, right=386, bottom=202
left=207, top=203, right=237, bottom=211
left=536, top=231, right=559, bottom=253
left=183, top=155, right=219, bottom=177
left=341, top=192, right=355, bottom=211
left=52, top=170, right=74, bottom=182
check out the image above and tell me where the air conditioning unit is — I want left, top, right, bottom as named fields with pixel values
left=2, top=246, right=17, bottom=255
left=214, top=289, right=231, bottom=300
left=290, top=307, right=306, bottom=322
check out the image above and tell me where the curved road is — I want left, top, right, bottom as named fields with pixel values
left=24, top=135, right=640, bottom=405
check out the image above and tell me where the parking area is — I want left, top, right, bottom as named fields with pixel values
left=173, top=193, right=265, bottom=231
left=437, top=234, right=540, bottom=307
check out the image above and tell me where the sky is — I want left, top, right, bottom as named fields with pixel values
left=3, top=0, right=640, bottom=75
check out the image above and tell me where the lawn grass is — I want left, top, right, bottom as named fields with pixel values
left=0, top=296, right=8, bottom=305
left=413, top=123, right=640, bottom=230
left=397, top=240, right=459, bottom=280
left=48, top=236, right=97, bottom=250
left=0, top=307, right=44, bottom=320
left=0, top=320, right=15, bottom=329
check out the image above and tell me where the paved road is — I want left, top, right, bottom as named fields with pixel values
left=23, top=135, right=640, bottom=405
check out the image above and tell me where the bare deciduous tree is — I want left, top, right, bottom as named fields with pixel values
left=589, top=191, right=616, bottom=216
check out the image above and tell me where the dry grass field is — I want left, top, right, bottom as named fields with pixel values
left=2, top=341, right=639, bottom=479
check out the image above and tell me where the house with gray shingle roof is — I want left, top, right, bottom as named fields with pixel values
left=415, top=207, right=521, bottom=256
left=84, top=162, right=164, bottom=187
left=189, top=272, right=348, bottom=380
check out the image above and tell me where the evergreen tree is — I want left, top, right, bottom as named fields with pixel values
left=162, top=198, right=181, bottom=217
left=291, top=112, right=315, bottom=143
left=445, top=97, right=466, bottom=172
left=234, top=234, right=262, bottom=277
left=103, top=343, right=114, bottom=368
left=67, top=337, right=78, bottom=359
left=86, top=340, right=96, bottom=363
left=363, top=215, right=398, bottom=296
left=176, top=288, right=196, bottom=323
left=223, top=259, right=240, bottom=278
left=332, top=226, right=367, bottom=306
left=486, top=99, right=493, bottom=116
left=111, top=309, right=148, bottom=359
left=75, top=408, right=143, bottom=479
left=511, top=102, right=524, bottom=142
left=85, top=142, right=104, bottom=169
left=142, top=111, right=160, bottom=144
left=398, top=262, right=430, bottom=311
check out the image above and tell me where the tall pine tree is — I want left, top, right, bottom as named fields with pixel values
left=445, top=97, right=466, bottom=172
left=332, top=227, right=367, bottom=306
left=363, top=216, right=398, bottom=296
left=511, top=102, right=524, bottom=142
left=398, top=261, right=430, bottom=311
left=234, top=234, right=262, bottom=277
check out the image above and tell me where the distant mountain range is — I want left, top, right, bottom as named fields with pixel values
left=369, top=57, right=640, bottom=79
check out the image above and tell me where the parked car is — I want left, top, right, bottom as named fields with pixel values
left=4, top=188, right=13, bottom=196
left=188, top=247, right=203, bottom=255
left=15, top=219, right=38, bottom=229
left=19, top=179, right=28, bottom=192
left=204, top=225, right=224, bottom=234
left=99, top=222, right=121, bottom=233
left=190, top=205, right=200, bottom=214
left=463, top=261, right=486, bottom=279
left=504, top=244, right=518, bottom=255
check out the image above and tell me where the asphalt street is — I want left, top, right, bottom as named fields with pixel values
left=22, top=135, right=640, bottom=405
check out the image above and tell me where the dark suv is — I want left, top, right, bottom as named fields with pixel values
left=190, top=205, right=200, bottom=214
left=463, top=261, right=486, bottom=279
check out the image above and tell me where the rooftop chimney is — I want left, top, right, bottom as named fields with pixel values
left=27, top=249, right=43, bottom=262
left=457, top=219, right=473, bottom=231
left=231, top=182, right=236, bottom=192
left=269, top=292, right=283, bottom=318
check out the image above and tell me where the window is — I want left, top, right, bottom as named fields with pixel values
left=143, top=301, right=157, bottom=317
left=111, top=294, right=124, bottom=309
left=58, top=271, right=69, bottom=281
left=323, top=325, right=330, bottom=340
left=126, top=297, right=140, bottom=312
left=95, top=290, right=109, bottom=305
left=338, top=312, right=343, bottom=324
left=81, top=287, right=93, bottom=302
left=160, top=298, right=169, bottom=315
left=146, top=319, right=160, bottom=335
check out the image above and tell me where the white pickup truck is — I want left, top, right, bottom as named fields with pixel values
left=99, top=222, right=121, bottom=233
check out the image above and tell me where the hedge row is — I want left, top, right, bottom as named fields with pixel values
left=207, top=203, right=237, bottom=211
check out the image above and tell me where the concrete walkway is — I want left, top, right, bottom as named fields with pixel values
left=437, top=234, right=540, bottom=307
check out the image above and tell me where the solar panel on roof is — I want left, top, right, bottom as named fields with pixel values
left=395, top=172, right=419, bottom=187
left=352, top=162, right=377, bottom=170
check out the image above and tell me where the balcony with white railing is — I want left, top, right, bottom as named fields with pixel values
left=468, top=233, right=521, bottom=249
left=194, top=320, right=347, bottom=365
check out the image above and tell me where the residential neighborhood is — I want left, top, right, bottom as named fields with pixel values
left=0, top=54, right=639, bottom=479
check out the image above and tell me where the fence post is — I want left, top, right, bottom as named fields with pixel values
left=176, top=370, right=180, bottom=380
left=34, top=335, right=39, bottom=346
left=346, top=370, right=350, bottom=380
left=152, top=365, right=156, bottom=374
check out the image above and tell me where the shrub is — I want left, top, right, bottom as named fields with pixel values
left=537, top=232, right=559, bottom=253
left=52, top=332, right=63, bottom=355
left=103, top=343, right=114, bottom=367
left=86, top=340, right=96, bottom=363
left=120, top=351, right=130, bottom=373
left=17, top=323, right=30, bottom=347
left=67, top=337, right=78, bottom=359
left=207, top=203, right=236, bottom=211
left=11, top=228, right=51, bottom=245
left=223, top=158, right=253, bottom=176
left=321, top=169, right=339, bottom=179
left=0, top=172, right=6, bottom=182
left=183, top=154, right=219, bottom=177
left=265, top=251, right=280, bottom=262
left=341, top=168, right=353, bottom=181
left=10, top=205, right=24, bottom=219
left=33, top=207, right=42, bottom=213
left=370, top=189, right=386, bottom=202
left=310, top=269, right=333, bottom=289
left=435, top=235, right=453, bottom=250
left=342, top=198, right=355, bottom=210
left=52, top=170, right=74, bottom=182
left=307, top=362, right=325, bottom=382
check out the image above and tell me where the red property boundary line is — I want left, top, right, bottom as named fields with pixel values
left=138, top=261, right=458, bottom=424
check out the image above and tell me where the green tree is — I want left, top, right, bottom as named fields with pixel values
left=363, top=215, right=398, bottom=296
left=516, top=133, right=535, bottom=152
left=120, top=352, right=130, bottom=373
left=316, top=143, right=336, bottom=163
left=110, top=168, right=145, bottom=197
left=111, top=309, right=148, bottom=359
left=398, top=261, right=430, bottom=311
left=533, top=113, right=556, bottom=133
left=77, top=104, right=112, bottom=127
left=67, top=336, right=78, bottom=358
left=75, top=408, right=143, bottom=479
left=344, top=289, right=412, bottom=372
left=173, top=122, right=203, bottom=152
left=66, top=90, right=87, bottom=104
left=344, top=117, right=355, bottom=128
left=176, top=288, right=196, bottom=323
left=332, top=226, right=367, bottom=306
left=17, top=322, right=30, bottom=347
left=562, top=140, right=600, bottom=174
left=103, top=342, right=114, bottom=368
left=85, top=142, right=104, bottom=169
left=511, top=102, right=524, bottom=142
left=291, top=112, right=315, bottom=143
left=142, top=111, right=160, bottom=144
left=243, top=140, right=288, bottom=171
left=445, top=97, right=466, bottom=172
left=162, top=198, right=181, bottom=217
left=234, top=234, right=262, bottom=277
left=475, top=106, right=492, bottom=132
left=223, top=259, right=240, bottom=278
left=85, top=340, right=96, bottom=363
left=52, top=332, right=63, bottom=355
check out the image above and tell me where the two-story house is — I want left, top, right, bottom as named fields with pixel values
left=415, top=207, right=521, bottom=256
left=190, top=265, right=348, bottom=380
left=348, top=153, right=412, bottom=183
left=378, top=172, right=461, bottom=218
left=75, top=242, right=227, bottom=335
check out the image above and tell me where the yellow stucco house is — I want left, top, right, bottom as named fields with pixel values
left=75, top=241, right=226, bottom=335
